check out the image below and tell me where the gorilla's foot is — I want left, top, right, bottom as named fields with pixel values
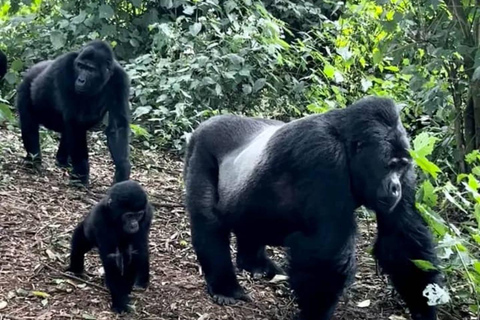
left=69, top=173, right=89, bottom=187
left=55, top=158, right=71, bottom=168
left=111, top=301, right=133, bottom=314
left=65, top=265, right=85, bottom=278
left=238, top=257, right=285, bottom=280
left=208, top=284, right=251, bottom=305
left=133, top=279, right=149, bottom=291
left=23, top=155, right=42, bottom=169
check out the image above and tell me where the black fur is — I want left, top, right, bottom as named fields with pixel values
left=184, top=96, right=440, bottom=320
left=67, top=180, right=153, bottom=313
left=16, top=40, right=131, bottom=185
left=0, top=50, right=6, bottom=80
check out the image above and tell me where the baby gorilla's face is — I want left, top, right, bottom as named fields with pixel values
left=121, top=210, right=145, bottom=234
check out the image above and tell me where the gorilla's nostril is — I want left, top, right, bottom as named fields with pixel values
left=390, top=182, right=400, bottom=197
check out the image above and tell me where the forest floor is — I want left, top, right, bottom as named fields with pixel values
left=0, top=127, right=455, bottom=320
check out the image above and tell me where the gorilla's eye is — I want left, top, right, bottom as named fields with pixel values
left=388, top=157, right=410, bottom=170
left=77, top=62, right=95, bottom=72
left=400, top=157, right=410, bottom=165
left=136, top=210, right=145, bottom=220
left=388, top=158, right=399, bottom=169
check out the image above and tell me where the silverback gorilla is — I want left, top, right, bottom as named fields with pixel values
left=184, top=97, right=440, bottom=320
left=16, top=40, right=131, bottom=186
left=67, top=180, right=153, bottom=313
left=0, top=50, right=6, bottom=80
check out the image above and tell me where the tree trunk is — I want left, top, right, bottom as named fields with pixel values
left=472, top=68, right=480, bottom=149
left=464, top=96, right=475, bottom=153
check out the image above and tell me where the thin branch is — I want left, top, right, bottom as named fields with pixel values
left=42, top=263, right=108, bottom=293
left=445, top=0, right=474, bottom=46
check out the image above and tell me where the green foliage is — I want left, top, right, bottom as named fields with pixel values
left=412, top=259, right=439, bottom=271
left=125, top=0, right=308, bottom=149
left=412, top=133, right=480, bottom=314
left=409, top=132, right=441, bottom=178
left=0, top=0, right=478, bottom=315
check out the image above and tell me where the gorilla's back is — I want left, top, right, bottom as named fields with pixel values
left=218, top=125, right=281, bottom=205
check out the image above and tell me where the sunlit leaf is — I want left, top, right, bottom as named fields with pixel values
left=253, top=78, right=266, bottom=93
left=474, top=203, right=480, bottom=229
left=50, top=31, right=66, bottom=50
left=412, top=259, right=438, bottom=271
left=412, top=132, right=439, bottom=157
left=71, top=11, right=87, bottom=24
left=422, top=180, right=437, bottom=207
left=336, top=47, right=353, bottom=61
left=361, top=78, right=372, bottom=92
left=190, top=23, right=202, bottom=36
left=323, top=64, right=335, bottom=79
left=442, top=190, right=467, bottom=213
left=372, top=48, right=383, bottom=65
left=0, top=103, right=13, bottom=123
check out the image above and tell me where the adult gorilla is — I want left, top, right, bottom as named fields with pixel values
left=184, top=97, right=440, bottom=320
left=16, top=40, right=131, bottom=185
left=0, top=50, right=7, bottom=80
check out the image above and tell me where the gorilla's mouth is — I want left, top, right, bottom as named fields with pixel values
left=378, top=196, right=401, bottom=213
left=125, top=225, right=139, bottom=234
left=74, top=85, right=89, bottom=94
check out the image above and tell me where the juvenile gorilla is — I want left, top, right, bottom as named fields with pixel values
left=67, top=180, right=153, bottom=313
left=16, top=40, right=131, bottom=186
left=0, top=50, right=6, bottom=80
left=184, top=97, right=440, bottom=320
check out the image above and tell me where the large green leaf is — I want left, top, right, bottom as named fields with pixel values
left=99, top=4, right=114, bottom=20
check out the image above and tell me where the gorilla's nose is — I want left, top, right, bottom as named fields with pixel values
left=389, top=179, right=401, bottom=198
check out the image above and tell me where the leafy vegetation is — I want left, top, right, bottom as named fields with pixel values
left=0, top=0, right=479, bottom=317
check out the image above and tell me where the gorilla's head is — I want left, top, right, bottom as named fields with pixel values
left=73, top=40, right=114, bottom=95
left=106, top=180, right=149, bottom=234
left=346, top=97, right=412, bottom=213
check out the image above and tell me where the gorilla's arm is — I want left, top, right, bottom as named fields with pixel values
left=282, top=127, right=358, bottom=320
left=106, top=64, right=131, bottom=183
left=132, top=204, right=154, bottom=288
left=95, top=222, right=135, bottom=313
left=374, top=171, right=439, bottom=320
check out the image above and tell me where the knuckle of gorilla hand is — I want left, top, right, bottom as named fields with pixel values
left=185, top=96, right=438, bottom=320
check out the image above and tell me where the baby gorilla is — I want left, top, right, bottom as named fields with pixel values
left=67, top=180, right=153, bottom=313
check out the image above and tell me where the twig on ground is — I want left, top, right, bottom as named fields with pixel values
left=42, top=263, right=108, bottom=293
left=151, top=201, right=184, bottom=209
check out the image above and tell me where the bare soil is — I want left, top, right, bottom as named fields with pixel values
left=0, top=128, right=457, bottom=320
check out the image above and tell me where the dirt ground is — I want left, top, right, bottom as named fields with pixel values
left=0, top=127, right=457, bottom=320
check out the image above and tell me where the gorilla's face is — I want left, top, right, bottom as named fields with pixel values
left=74, top=45, right=113, bottom=95
left=121, top=210, right=145, bottom=234
left=350, top=120, right=412, bottom=213
left=108, top=199, right=147, bottom=234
